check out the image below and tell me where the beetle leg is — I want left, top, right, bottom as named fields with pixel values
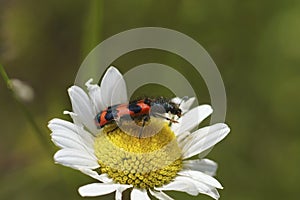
left=152, top=112, right=179, bottom=123
left=138, top=115, right=150, bottom=138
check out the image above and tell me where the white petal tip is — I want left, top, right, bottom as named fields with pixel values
left=47, top=119, right=54, bottom=126
left=201, top=104, right=213, bottom=114
left=67, top=87, right=76, bottom=96
left=78, top=187, right=87, bottom=197
left=47, top=118, right=60, bottom=127
left=67, top=85, right=80, bottom=93
left=219, top=124, right=230, bottom=135
left=108, top=65, right=117, bottom=70
left=105, top=66, right=123, bottom=77
left=85, top=78, right=94, bottom=87
left=67, top=87, right=73, bottom=92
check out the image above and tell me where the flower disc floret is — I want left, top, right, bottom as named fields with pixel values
left=94, top=120, right=183, bottom=189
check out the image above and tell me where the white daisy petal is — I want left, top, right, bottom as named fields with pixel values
left=78, top=183, right=118, bottom=197
left=178, top=169, right=223, bottom=189
left=205, top=187, right=220, bottom=200
left=180, top=97, right=196, bottom=114
left=149, top=189, right=174, bottom=200
left=50, top=121, right=93, bottom=153
left=48, top=118, right=77, bottom=132
left=171, top=97, right=182, bottom=104
left=156, top=176, right=199, bottom=196
left=68, top=86, right=98, bottom=135
left=48, top=118, right=94, bottom=150
left=183, top=158, right=218, bottom=176
left=100, top=66, right=128, bottom=107
left=54, top=149, right=98, bottom=169
left=171, top=96, right=195, bottom=114
left=63, top=111, right=82, bottom=127
left=131, top=188, right=151, bottom=200
left=80, top=169, right=113, bottom=183
left=115, top=190, right=122, bottom=200
left=85, top=79, right=106, bottom=111
left=51, top=131, right=92, bottom=152
left=181, top=123, right=230, bottom=159
left=172, top=105, right=213, bottom=136
left=160, top=176, right=220, bottom=200
left=115, top=185, right=132, bottom=200
left=176, top=131, right=190, bottom=143
left=197, top=148, right=214, bottom=159
left=187, top=178, right=220, bottom=200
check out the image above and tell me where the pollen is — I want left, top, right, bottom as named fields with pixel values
left=94, top=119, right=183, bottom=189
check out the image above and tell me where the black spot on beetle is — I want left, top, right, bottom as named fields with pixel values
left=128, top=103, right=142, bottom=113
left=105, top=109, right=119, bottom=120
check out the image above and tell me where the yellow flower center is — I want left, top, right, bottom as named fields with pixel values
left=94, top=119, right=183, bottom=189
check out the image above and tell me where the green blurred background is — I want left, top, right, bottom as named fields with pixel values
left=1, top=0, right=300, bottom=199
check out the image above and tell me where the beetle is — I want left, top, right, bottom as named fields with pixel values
left=95, top=97, right=182, bottom=131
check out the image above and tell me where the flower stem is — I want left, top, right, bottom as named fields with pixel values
left=81, top=0, right=103, bottom=58
left=0, top=63, right=53, bottom=151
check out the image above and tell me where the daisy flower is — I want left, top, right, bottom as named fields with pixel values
left=48, top=66, right=230, bottom=200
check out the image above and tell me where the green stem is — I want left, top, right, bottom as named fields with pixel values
left=0, top=63, right=11, bottom=86
left=81, top=0, right=103, bottom=58
left=0, top=63, right=53, bottom=152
